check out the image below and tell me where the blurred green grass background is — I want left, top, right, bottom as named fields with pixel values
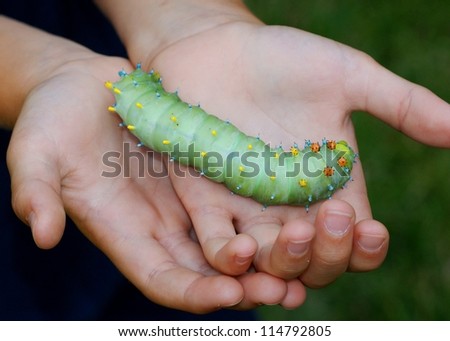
left=244, top=0, right=450, bottom=320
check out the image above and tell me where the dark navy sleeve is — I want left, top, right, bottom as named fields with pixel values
left=0, top=0, right=126, bottom=56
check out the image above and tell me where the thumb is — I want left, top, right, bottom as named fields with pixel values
left=7, top=129, right=66, bottom=249
left=350, top=55, right=450, bottom=147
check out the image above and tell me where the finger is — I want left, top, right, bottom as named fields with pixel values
left=234, top=273, right=307, bottom=310
left=352, top=56, right=450, bottom=147
left=348, top=219, right=389, bottom=272
left=187, top=204, right=258, bottom=276
left=246, top=217, right=315, bottom=279
left=168, top=162, right=258, bottom=275
left=235, top=209, right=315, bottom=279
left=280, top=279, right=308, bottom=310
left=332, top=179, right=390, bottom=273
left=7, top=131, right=65, bottom=249
left=233, top=272, right=288, bottom=310
left=333, top=158, right=372, bottom=222
left=269, top=219, right=315, bottom=279
left=300, top=199, right=355, bottom=288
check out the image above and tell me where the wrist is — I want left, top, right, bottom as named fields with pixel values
left=95, top=0, right=261, bottom=65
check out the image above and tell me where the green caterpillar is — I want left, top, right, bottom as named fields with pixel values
left=105, top=65, right=356, bottom=208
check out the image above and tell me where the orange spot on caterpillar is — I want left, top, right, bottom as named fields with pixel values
left=104, top=81, right=113, bottom=89
left=338, top=157, right=347, bottom=167
left=108, top=106, right=116, bottom=112
left=310, top=142, right=321, bottom=153
left=113, top=88, right=122, bottom=95
left=135, top=102, right=143, bottom=109
left=127, top=125, right=136, bottom=131
left=323, top=166, right=334, bottom=177
left=326, top=140, right=336, bottom=150
left=162, top=140, right=171, bottom=145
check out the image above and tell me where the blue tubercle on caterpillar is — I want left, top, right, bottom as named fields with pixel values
left=105, top=66, right=357, bottom=207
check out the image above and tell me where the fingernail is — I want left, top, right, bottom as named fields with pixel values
left=358, top=234, right=386, bottom=252
left=287, top=240, right=310, bottom=256
left=324, top=211, right=352, bottom=236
